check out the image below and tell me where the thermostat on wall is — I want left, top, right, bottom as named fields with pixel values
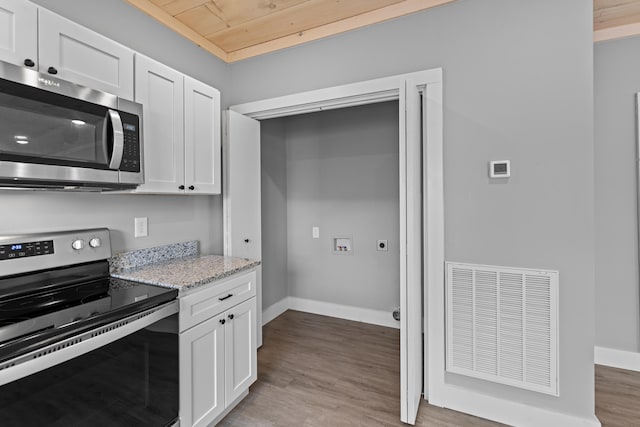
left=489, top=160, right=510, bottom=178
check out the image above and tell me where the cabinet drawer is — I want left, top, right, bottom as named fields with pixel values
left=180, top=271, right=256, bottom=332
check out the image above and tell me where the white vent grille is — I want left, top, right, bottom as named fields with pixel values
left=446, top=262, right=558, bottom=395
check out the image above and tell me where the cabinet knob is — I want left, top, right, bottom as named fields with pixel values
left=228, top=314, right=234, bottom=320
left=178, top=185, right=185, bottom=190
left=188, top=185, right=195, bottom=191
left=47, top=66, right=58, bottom=75
left=24, top=59, right=35, bottom=67
left=244, top=238, right=250, bottom=243
left=219, top=319, right=226, bottom=325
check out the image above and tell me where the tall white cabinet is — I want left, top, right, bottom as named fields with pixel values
left=134, top=55, right=221, bottom=195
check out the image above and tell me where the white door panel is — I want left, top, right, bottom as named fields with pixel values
left=224, top=298, right=257, bottom=405
left=185, top=77, right=221, bottom=194
left=134, top=55, right=184, bottom=193
left=224, top=110, right=263, bottom=346
left=179, top=313, right=225, bottom=427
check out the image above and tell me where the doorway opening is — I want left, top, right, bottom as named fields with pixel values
left=260, top=100, right=401, bottom=333
left=225, top=69, right=444, bottom=424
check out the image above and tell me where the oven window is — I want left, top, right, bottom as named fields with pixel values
left=0, top=314, right=178, bottom=427
left=0, top=91, right=110, bottom=168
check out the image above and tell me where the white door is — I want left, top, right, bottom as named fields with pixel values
left=38, top=9, right=134, bottom=98
left=224, top=297, right=258, bottom=405
left=224, top=110, right=263, bottom=346
left=185, top=76, right=221, bottom=194
left=0, top=0, right=37, bottom=69
left=179, top=313, right=226, bottom=427
left=134, top=55, right=185, bottom=194
left=401, top=81, right=425, bottom=424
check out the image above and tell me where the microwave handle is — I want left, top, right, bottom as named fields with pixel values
left=107, top=109, right=124, bottom=170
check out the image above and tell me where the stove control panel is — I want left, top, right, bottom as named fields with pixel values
left=0, top=240, right=54, bottom=260
left=0, top=228, right=111, bottom=277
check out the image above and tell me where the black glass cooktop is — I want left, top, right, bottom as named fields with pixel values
left=0, top=260, right=177, bottom=363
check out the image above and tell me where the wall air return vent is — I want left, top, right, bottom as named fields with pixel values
left=446, top=262, right=559, bottom=396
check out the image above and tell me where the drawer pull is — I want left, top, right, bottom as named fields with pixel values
left=219, top=294, right=233, bottom=301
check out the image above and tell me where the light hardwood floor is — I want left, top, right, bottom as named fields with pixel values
left=219, top=310, right=636, bottom=426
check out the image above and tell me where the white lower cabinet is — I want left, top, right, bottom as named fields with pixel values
left=180, top=273, right=257, bottom=427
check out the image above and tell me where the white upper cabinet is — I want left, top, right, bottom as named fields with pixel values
left=135, top=55, right=221, bottom=195
left=185, top=77, right=221, bottom=194
left=0, top=1, right=134, bottom=99
left=135, top=55, right=185, bottom=194
left=0, top=0, right=37, bottom=68
left=38, top=9, right=134, bottom=99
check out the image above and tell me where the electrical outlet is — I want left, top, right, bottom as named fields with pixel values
left=312, top=227, right=320, bottom=239
left=377, top=240, right=388, bottom=251
left=134, top=217, right=148, bottom=238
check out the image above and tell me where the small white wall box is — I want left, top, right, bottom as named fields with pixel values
left=333, top=237, right=353, bottom=255
left=489, top=160, right=510, bottom=178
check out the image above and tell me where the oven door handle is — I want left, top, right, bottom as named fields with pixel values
left=107, top=109, right=125, bottom=170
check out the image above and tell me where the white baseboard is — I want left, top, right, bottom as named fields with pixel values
left=261, top=296, right=400, bottom=329
left=288, top=297, right=399, bottom=329
left=432, top=386, right=601, bottom=427
left=595, top=346, right=640, bottom=372
left=262, top=297, right=289, bottom=326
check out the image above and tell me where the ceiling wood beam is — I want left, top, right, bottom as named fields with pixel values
left=125, top=0, right=230, bottom=61
left=227, top=0, right=455, bottom=62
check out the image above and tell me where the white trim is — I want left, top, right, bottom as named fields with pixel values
left=261, top=296, right=401, bottom=329
left=432, top=386, right=600, bottom=427
left=288, top=297, right=400, bottom=329
left=262, top=297, right=290, bottom=326
left=595, top=346, right=640, bottom=372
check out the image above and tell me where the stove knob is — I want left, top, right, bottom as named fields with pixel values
left=71, top=239, right=85, bottom=250
left=89, top=237, right=101, bottom=248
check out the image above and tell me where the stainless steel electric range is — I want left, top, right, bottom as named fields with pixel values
left=0, top=228, right=179, bottom=427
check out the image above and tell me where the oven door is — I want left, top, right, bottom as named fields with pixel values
left=0, top=301, right=179, bottom=427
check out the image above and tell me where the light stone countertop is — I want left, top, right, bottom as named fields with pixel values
left=111, top=254, right=260, bottom=292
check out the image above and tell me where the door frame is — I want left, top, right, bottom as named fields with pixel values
left=228, top=68, right=444, bottom=424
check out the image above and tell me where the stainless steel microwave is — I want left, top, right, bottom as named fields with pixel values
left=0, top=61, right=143, bottom=191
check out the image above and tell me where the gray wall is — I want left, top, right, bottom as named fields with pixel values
left=230, top=0, right=595, bottom=421
left=286, top=102, right=399, bottom=311
left=4, top=0, right=231, bottom=255
left=594, top=36, right=640, bottom=353
left=261, top=119, right=289, bottom=308
left=260, top=102, right=400, bottom=313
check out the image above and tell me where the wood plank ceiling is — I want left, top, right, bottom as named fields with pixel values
left=594, top=0, right=640, bottom=41
left=124, top=0, right=455, bottom=62
left=125, top=0, right=640, bottom=62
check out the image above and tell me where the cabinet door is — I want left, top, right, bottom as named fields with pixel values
left=224, top=297, right=257, bottom=406
left=38, top=8, right=134, bottom=99
left=185, top=77, right=221, bottom=194
left=134, top=55, right=185, bottom=194
left=0, top=0, right=37, bottom=68
left=180, top=313, right=226, bottom=427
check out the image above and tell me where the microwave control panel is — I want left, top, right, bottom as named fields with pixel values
left=120, top=111, right=141, bottom=173
left=0, top=240, right=54, bottom=261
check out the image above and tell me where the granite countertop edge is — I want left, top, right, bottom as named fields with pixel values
left=111, top=255, right=260, bottom=292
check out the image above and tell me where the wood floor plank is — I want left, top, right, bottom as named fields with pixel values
left=220, top=310, right=635, bottom=426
